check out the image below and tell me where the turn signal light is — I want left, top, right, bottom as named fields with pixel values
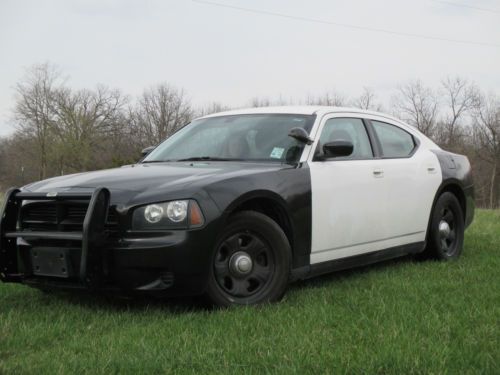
left=189, top=201, right=205, bottom=227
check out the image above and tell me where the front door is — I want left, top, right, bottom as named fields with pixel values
left=308, top=116, right=388, bottom=264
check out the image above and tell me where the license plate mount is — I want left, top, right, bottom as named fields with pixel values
left=31, top=247, right=73, bottom=278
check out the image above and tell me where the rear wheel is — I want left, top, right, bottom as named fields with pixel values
left=205, top=211, right=291, bottom=307
left=424, top=192, right=464, bottom=260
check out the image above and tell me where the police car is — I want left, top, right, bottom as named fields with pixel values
left=0, top=106, right=474, bottom=306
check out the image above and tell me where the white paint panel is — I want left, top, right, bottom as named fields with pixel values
left=378, top=149, right=442, bottom=240
left=310, top=159, right=390, bottom=258
left=308, top=112, right=442, bottom=265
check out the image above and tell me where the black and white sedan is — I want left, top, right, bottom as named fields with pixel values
left=0, top=106, right=474, bottom=306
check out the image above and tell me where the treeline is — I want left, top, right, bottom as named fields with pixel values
left=0, top=63, right=499, bottom=208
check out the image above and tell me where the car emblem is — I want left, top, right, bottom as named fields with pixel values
left=46, top=192, right=58, bottom=197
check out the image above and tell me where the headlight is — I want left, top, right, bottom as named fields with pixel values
left=132, top=200, right=204, bottom=230
left=144, top=204, right=164, bottom=224
left=165, top=200, right=188, bottom=222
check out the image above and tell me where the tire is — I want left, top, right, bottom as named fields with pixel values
left=205, top=211, right=291, bottom=307
left=424, top=192, right=465, bottom=260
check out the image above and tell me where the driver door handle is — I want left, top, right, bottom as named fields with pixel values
left=373, top=169, right=384, bottom=178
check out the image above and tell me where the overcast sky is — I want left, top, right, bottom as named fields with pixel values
left=1, top=0, right=499, bottom=136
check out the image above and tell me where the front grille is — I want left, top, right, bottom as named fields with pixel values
left=22, top=204, right=57, bottom=231
left=21, top=201, right=118, bottom=234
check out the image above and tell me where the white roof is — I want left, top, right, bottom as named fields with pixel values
left=198, top=105, right=402, bottom=124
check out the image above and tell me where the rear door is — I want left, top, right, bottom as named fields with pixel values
left=367, top=118, right=442, bottom=242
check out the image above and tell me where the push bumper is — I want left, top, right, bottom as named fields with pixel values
left=0, top=188, right=216, bottom=296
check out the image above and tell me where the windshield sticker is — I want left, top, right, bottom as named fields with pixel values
left=270, top=147, right=285, bottom=159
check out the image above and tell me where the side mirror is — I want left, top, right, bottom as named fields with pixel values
left=288, top=127, right=313, bottom=145
left=141, top=146, right=156, bottom=156
left=323, top=141, right=354, bottom=158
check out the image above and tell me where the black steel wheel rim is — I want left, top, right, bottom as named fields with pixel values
left=438, top=206, right=457, bottom=255
left=214, top=231, right=275, bottom=298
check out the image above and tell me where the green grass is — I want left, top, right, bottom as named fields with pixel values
left=1, top=210, right=499, bottom=374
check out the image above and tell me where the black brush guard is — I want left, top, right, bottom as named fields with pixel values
left=0, top=187, right=110, bottom=287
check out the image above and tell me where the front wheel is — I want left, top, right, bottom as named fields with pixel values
left=205, top=211, right=291, bottom=307
left=424, top=192, right=465, bottom=260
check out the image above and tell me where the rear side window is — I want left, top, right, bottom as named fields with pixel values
left=372, top=121, right=416, bottom=158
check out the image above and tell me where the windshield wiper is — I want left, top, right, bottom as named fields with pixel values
left=141, top=159, right=175, bottom=163
left=176, top=156, right=242, bottom=162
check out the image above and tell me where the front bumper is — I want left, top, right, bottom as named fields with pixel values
left=0, top=188, right=218, bottom=296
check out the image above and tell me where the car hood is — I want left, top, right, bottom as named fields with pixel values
left=23, top=162, right=290, bottom=199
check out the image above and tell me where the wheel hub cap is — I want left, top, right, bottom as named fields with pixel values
left=229, top=252, right=253, bottom=276
left=439, top=220, right=451, bottom=238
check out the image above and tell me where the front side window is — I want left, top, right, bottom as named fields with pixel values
left=143, top=114, right=316, bottom=163
left=371, top=121, right=415, bottom=158
left=315, top=118, right=373, bottom=160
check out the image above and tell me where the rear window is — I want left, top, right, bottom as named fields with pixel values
left=372, top=121, right=416, bottom=158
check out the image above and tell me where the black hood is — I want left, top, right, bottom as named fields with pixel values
left=23, top=162, right=291, bottom=204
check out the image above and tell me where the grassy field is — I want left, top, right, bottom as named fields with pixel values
left=0, top=210, right=499, bottom=374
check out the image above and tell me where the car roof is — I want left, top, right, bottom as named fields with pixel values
left=197, top=105, right=401, bottom=123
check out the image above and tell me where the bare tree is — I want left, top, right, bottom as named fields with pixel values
left=249, top=95, right=292, bottom=108
left=0, top=133, right=42, bottom=188
left=51, top=85, right=127, bottom=171
left=306, top=90, right=346, bottom=106
left=134, top=83, right=193, bottom=146
left=197, top=102, right=232, bottom=117
left=250, top=97, right=271, bottom=107
left=438, top=77, right=478, bottom=148
left=351, top=87, right=382, bottom=111
left=393, top=80, right=439, bottom=137
left=13, top=63, right=64, bottom=179
left=471, top=93, right=500, bottom=208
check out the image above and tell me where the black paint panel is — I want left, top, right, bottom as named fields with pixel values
left=11, top=161, right=313, bottom=294
left=293, top=242, right=425, bottom=281
left=431, top=150, right=475, bottom=228
left=203, top=164, right=312, bottom=269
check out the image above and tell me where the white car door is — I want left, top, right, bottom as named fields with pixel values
left=307, top=113, right=442, bottom=265
left=308, top=115, right=390, bottom=264
left=367, top=118, right=442, bottom=243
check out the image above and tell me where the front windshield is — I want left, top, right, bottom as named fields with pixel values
left=143, top=114, right=316, bottom=163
